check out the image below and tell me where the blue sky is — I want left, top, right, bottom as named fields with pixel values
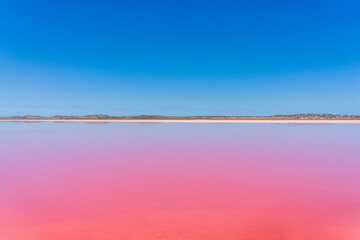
left=0, top=0, right=359, bottom=116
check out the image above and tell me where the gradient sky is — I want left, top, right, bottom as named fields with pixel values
left=0, top=0, right=359, bottom=116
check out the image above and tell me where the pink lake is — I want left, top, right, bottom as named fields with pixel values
left=0, top=122, right=360, bottom=240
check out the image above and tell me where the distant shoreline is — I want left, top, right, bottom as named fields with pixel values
left=1, top=119, right=360, bottom=124
left=1, top=114, right=360, bottom=123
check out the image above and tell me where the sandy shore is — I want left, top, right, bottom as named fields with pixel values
left=1, top=119, right=360, bottom=124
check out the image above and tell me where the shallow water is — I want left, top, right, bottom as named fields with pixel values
left=0, top=122, right=360, bottom=240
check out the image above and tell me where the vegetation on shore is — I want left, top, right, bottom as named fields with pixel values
left=1, top=114, right=360, bottom=120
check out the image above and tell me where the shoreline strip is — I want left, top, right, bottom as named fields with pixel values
left=1, top=119, right=360, bottom=124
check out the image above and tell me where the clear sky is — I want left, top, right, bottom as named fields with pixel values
left=1, top=0, right=359, bottom=116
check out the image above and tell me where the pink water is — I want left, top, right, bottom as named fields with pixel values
left=0, top=122, right=360, bottom=240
